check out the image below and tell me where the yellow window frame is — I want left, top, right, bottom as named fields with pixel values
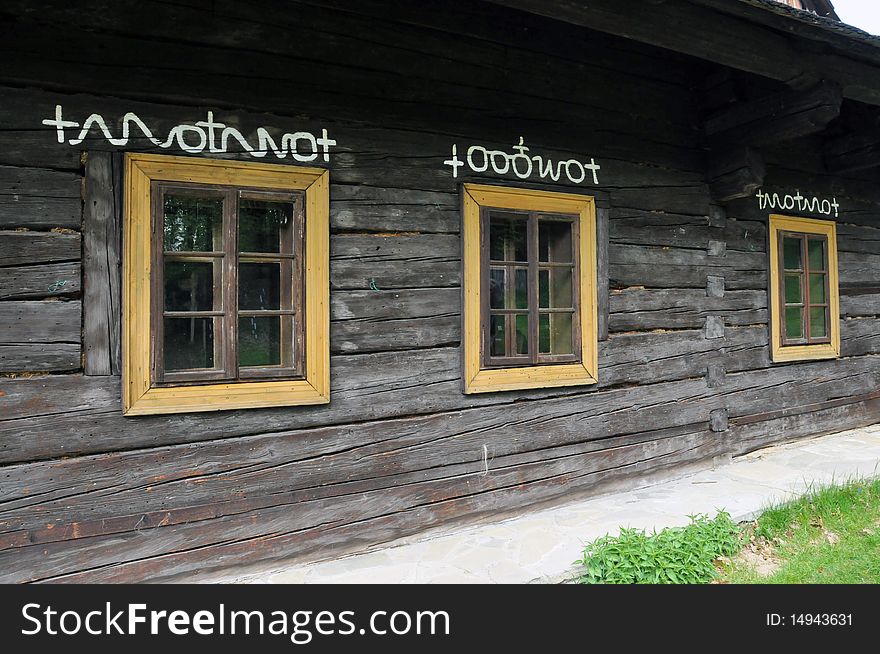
left=122, top=153, right=329, bottom=415
left=462, top=184, right=599, bottom=394
left=768, top=214, right=840, bottom=363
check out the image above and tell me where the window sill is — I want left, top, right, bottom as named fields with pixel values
left=123, top=378, right=329, bottom=416
left=464, top=362, right=598, bottom=394
left=771, top=342, right=840, bottom=363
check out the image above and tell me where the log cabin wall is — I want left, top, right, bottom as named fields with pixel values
left=0, top=0, right=877, bottom=582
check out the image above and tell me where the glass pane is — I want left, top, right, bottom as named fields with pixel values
left=164, top=260, right=216, bottom=311
left=809, top=274, right=826, bottom=304
left=538, top=220, right=573, bottom=263
left=239, top=198, right=295, bottom=253
left=539, top=269, right=550, bottom=308
left=489, top=213, right=528, bottom=262
left=490, top=314, right=505, bottom=357
left=808, top=238, right=825, bottom=271
left=164, top=317, right=215, bottom=371
left=515, top=314, right=529, bottom=355
left=784, top=273, right=802, bottom=305
left=782, top=236, right=802, bottom=270
left=489, top=268, right=505, bottom=310
left=239, top=316, right=281, bottom=367
left=785, top=306, right=804, bottom=340
left=539, top=313, right=550, bottom=354
left=163, top=195, right=223, bottom=252
left=540, top=267, right=573, bottom=309
left=515, top=268, right=528, bottom=310
left=239, top=262, right=281, bottom=311
left=550, top=313, right=574, bottom=355
left=810, top=307, right=828, bottom=339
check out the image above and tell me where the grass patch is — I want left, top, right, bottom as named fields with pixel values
left=721, top=478, right=880, bottom=584
left=576, top=512, right=742, bottom=584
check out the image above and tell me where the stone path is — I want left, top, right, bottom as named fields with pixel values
left=206, top=425, right=880, bottom=584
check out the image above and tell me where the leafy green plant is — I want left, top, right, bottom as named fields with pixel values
left=576, top=511, right=742, bottom=584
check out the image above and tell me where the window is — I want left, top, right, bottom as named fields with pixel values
left=462, top=184, right=598, bottom=394
left=768, top=214, right=840, bottom=362
left=123, top=154, right=329, bottom=415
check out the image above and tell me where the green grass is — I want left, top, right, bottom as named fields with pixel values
left=575, top=512, right=743, bottom=584
left=722, top=479, right=880, bottom=584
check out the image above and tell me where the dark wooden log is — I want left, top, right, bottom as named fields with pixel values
left=0, top=262, right=81, bottom=300
left=705, top=81, right=842, bottom=147
left=82, top=152, right=122, bottom=375
left=824, top=129, right=880, bottom=174
left=708, top=147, right=766, bottom=203
left=0, top=301, right=81, bottom=371
left=0, top=230, right=81, bottom=266
left=0, top=165, right=81, bottom=229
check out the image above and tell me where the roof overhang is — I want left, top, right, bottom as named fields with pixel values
left=484, top=0, right=880, bottom=107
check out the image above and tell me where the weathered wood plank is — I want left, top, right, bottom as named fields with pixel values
left=0, top=344, right=80, bottom=372
left=0, top=165, right=82, bottom=229
left=609, top=288, right=767, bottom=331
left=0, top=300, right=80, bottom=343
left=82, top=151, right=122, bottom=375
left=330, top=287, right=460, bottom=353
left=0, top=301, right=81, bottom=371
left=0, top=262, right=81, bottom=300
left=0, top=230, right=81, bottom=267
left=331, top=186, right=459, bottom=233
left=331, top=233, right=460, bottom=290
left=609, top=244, right=767, bottom=290
left=841, top=293, right=880, bottom=318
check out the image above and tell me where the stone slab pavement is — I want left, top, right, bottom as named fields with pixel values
left=205, top=424, right=880, bottom=584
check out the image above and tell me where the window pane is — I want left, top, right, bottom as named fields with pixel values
left=239, top=199, right=294, bottom=253
left=164, top=260, right=216, bottom=311
left=515, top=314, right=529, bottom=355
left=239, top=316, right=281, bottom=367
left=808, top=238, right=825, bottom=271
left=490, top=314, right=506, bottom=357
left=785, top=306, right=804, bottom=340
left=164, top=317, right=215, bottom=371
left=809, top=274, right=826, bottom=305
left=783, top=236, right=802, bottom=270
left=810, top=307, right=828, bottom=339
left=163, top=195, right=223, bottom=252
left=784, top=273, right=802, bottom=304
left=549, top=313, right=574, bottom=355
left=489, top=268, right=505, bottom=310
left=515, top=268, right=528, bottom=310
left=489, top=213, right=527, bottom=262
left=239, top=262, right=281, bottom=311
left=538, top=220, right=573, bottom=263
left=539, top=313, right=550, bottom=354
left=540, top=267, right=573, bottom=309
left=539, top=269, right=549, bottom=308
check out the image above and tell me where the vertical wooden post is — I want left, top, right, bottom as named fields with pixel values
left=596, top=205, right=610, bottom=342
left=83, top=151, right=123, bottom=375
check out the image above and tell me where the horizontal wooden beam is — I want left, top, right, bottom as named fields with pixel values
left=824, top=129, right=880, bottom=174
left=708, top=147, right=767, bottom=203
left=705, top=80, right=842, bottom=146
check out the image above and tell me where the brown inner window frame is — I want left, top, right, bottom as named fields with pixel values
left=150, top=181, right=305, bottom=386
left=480, top=208, right=581, bottom=369
left=778, top=230, right=831, bottom=346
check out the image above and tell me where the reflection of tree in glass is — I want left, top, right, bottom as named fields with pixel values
left=163, top=195, right=223, bottom=252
